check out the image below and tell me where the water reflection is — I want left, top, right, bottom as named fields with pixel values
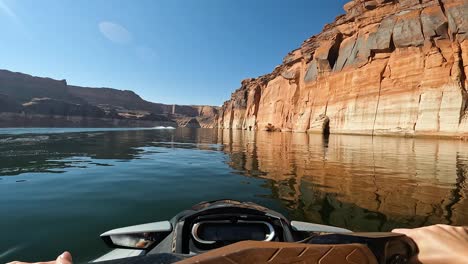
left=1, top=128, right=467, bottom=232
left=0, top=128, right=252, bottom=263
left=0, top=129, right=219, bottom=176
left=218, top=130, right=468, bottom=231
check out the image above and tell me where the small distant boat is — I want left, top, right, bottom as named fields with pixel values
left=92, top=200, right=417, bottom=264
left=152, top=126, right=176, bottom=130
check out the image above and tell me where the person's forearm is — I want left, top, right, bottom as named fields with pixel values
left=7, top=251, right=72, bottom=264
left=393, top=225, right=468, bottom=264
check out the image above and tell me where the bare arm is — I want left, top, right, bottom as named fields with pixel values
left=393, top=224, right=468, bottom=264
left=6, top=251, right=72, bottom=264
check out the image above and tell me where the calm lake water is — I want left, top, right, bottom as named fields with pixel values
left=1, top=128, right=467, bottom=263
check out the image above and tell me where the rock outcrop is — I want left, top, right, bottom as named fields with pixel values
left=68, top=85, right=219, bottom=120
left=218, top=0, right=468, bottom=138
left=175, top=117, right=202, bottom=128
left=22, top=98, right=106, bottom=118
left=0, top=70, right=82, bottom=103
left=68, top=86, right=158, bottom=112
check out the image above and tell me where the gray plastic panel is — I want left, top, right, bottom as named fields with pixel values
left=92, top=249, right=144, bottom=262
left=290, top=221, right=352, bottom=233
left=101, top=221, right=172, bottom=236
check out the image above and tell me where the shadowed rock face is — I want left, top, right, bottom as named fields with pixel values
left=0, top=94, right=23, bottom=113
left=67, top=86, right=219, bottom=119
left=0, top=70, right=219, bottom=127
left=22, top=98, right=106, bottom=117
left=218, top=0, right=468, bottom=138
left=68, top=86, right=159, bottom=113
left=0, top=70, right=83, bottom=104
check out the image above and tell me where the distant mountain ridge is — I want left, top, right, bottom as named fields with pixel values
left=0, top=70, right=82, bottom=104
left=0, top=69, right=218, bottom=128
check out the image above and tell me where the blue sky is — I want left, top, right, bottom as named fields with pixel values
left=0, top=0, right=348, bottom=106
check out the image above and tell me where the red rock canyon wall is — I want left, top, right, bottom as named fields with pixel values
left=218, top=0, right=468, bottom=138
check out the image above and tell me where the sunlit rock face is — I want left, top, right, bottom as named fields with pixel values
left=218, top=0, right=468, bottom=137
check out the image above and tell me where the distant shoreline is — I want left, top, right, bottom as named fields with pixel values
left=0, top=112, right=177, bottom=129
left=0, top=127, right=180, bottom=136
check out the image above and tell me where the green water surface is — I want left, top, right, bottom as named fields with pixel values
left=0, top=128, right=467, bottom=263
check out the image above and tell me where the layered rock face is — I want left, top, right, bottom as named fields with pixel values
left=218, top=0, right=468, bottom=137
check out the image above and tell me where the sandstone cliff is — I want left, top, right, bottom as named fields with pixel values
left=218, top=0, right=468, bottom=138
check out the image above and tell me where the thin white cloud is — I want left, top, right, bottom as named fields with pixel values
left=0, top=0, right=16, bottom=19
left=99, top=21, right=132, bottom=44
left=0, top=0, right=30, bottom=38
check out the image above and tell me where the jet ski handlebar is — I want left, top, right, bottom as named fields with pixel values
left=96, top=232, right=417, bottom=264
left=177, top=235, right=416, bottom=264
left=94, top=200, right=417, bottom=264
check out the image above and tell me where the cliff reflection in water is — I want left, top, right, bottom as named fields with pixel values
left=1, top=128, right=467, bottom=232
left=218, top=130, right=468, bottom=231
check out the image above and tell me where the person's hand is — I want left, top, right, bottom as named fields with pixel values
left=393, top=224, right=468, bottom=264
left=6, top=251, right=72, bottom=264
